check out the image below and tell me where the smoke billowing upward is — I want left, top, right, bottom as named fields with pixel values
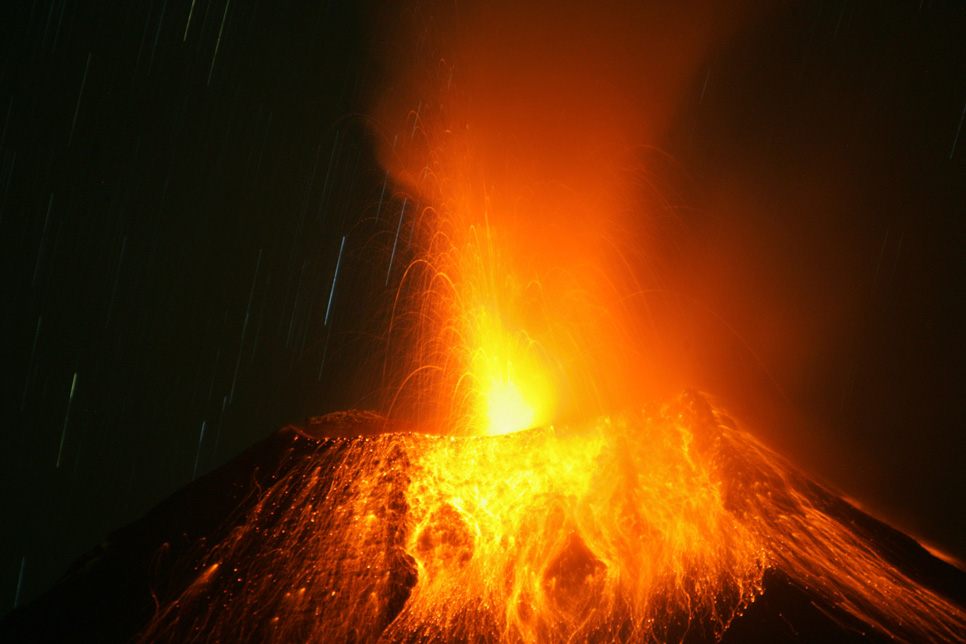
left=351, top=0, right=966, bottom=566
left=369, top=0, right=764, bottom=262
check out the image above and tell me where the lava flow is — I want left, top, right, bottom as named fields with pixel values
left=134, top=397, right=966, bottom=644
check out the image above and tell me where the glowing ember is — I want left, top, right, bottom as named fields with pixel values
left=380, top=99, right=638, bottom=438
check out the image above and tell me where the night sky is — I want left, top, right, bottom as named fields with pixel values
left=2, top=0, right=964, bottom=615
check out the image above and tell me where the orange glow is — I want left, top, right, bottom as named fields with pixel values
left=381, top=93, right=646, bottom=438
left=403, top=402, right=764, bottom=643
left=446, top=222, right=557, bottom=436
left=136, top=5, right=966, bottom=643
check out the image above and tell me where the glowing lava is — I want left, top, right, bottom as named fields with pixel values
left=136, top=396, right=966, bottom=644
left=402, top=400, right=763, bottom=644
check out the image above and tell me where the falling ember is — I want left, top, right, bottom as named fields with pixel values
left=379, top=93, right=643, bottom=438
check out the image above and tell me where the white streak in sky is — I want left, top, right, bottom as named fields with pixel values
left=56, top=372, right=78, bottom=468
left=69, top=53, right=91, bottom=146
left=375, top=169, right=389, bottom=221
left=14, top=556, right=26, bottom=608
left=208, top=0, right=232, bottom=86
left=193, top=421, right=207, bottom=480
left=325, top=236, right=346, bottom=326
left=229, top=249, right=261, bottom=404
left=184, top=0, right=197, bottom=41
left=387, top=198, right=407, bottom=285
left=950, top=95, right=966, bottom=159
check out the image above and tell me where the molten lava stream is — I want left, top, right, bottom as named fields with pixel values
left=137, top=394, right=966, bottom=644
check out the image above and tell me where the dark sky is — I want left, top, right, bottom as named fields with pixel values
left=2, top=0, right=964, bottom=614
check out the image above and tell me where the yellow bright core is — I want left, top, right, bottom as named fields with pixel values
left=485, top=366, right=538, bottom=435
left=468, top=307, right=554, bottom=436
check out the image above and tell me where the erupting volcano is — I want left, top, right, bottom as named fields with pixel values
left=4, top=1, right=964, bottom=643
left=129, top=399, right=966, bottom=644
left=3, top=399, right=965, bottom=643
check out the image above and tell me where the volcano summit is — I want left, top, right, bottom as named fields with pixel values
left=2, top=392, right=964, bottom=644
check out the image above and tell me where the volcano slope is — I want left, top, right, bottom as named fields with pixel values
left=2, top=392, right=965, bottom=644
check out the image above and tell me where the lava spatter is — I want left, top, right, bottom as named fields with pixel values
left=132, top=394, right=965, bottom=644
